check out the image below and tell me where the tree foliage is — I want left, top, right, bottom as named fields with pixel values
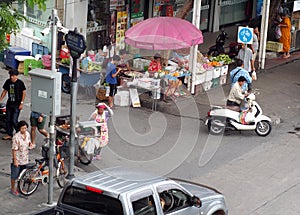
left=0, top=0, right=46, bottom=51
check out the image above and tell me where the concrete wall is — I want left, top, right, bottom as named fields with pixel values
left=65, top=0, right=88, bottom=38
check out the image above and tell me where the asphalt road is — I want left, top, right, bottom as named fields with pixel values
left=0, top=57, right=299, bottom=214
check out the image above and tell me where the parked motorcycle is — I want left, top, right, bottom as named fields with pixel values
left=0, top=103, right=7, bottom=133
left=207, top=30, right=241, bottom=58
left=207, top=30, right=228, bottom=57
left=205, top=93, right=272, bottom=136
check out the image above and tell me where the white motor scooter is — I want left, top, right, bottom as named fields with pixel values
left=205, top=93, right=272, bottom=136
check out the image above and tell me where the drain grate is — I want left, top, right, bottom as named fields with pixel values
left=0, top=171, right=10, bottom=177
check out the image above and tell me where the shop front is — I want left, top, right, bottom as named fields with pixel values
left=219, top=0, right=250, bottom=26
left=151, top=0, right=211, bottom=31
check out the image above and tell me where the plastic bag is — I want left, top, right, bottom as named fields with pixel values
left=252, top=71, right=257, bottom=81
left=275, top=25, right=282, bottom=39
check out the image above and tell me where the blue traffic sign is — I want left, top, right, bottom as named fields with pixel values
left=237, top=27, right=253, bottom=44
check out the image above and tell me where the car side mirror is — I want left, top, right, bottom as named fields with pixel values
left=192, top=196, right=202, bottom=208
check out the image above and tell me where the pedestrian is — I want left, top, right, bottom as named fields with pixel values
left=30, top=111, right=49, bottom=146
left=118, top=49, right=131, bottom=71
left=148, top=53, right=162, bottom=73
left=95, top=48, right=104, bottom=63
left=88, top=103, right=113, bottom=160
left=105, top=55, right=121, bottom=108
left=0, top=69, right=26, bottom=140
left=11, top=120, right=34, bottom=196
left=236, top=43, right=254, bottom=73
left=251, top=27, right=259, bottom=72
left=227, top=76, right=248, bottom=112
left=230, top=59, right=252, bottom=92
left=278, top=9, right=291, bottom=58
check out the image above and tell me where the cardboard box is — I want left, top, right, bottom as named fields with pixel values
left=18, top=61, right=24, bottom=73
left=266, top=41, right=283, bottom=52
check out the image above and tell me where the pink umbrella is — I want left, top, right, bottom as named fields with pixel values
left=125, top=17, right=203, bottom=50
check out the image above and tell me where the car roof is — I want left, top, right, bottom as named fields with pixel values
left=71, top=166, right=167, bottom=197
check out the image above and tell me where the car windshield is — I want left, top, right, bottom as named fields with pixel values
left=62, top=186, right=123, bottom=214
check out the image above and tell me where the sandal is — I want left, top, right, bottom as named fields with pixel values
left=10, top=190, right=21, bottom=197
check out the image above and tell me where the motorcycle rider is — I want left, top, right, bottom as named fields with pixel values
left=230, top=59, right=252, bottom=92
left=227, top=76, right=248, bottom=111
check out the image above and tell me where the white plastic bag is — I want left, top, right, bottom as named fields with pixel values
left=252, top=71, right=257, bottom=81
left=245, top=111, right=255, bottom=123
left=275, top=25, right=282, bottom=39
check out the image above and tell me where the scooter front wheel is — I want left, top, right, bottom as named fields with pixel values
left=255, top=120, right=272, bottom=136
left=207, top=118, right=225, bottom=135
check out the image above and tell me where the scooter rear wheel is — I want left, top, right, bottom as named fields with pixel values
left=207, top=118, right=225, bottom=135
left=255, top=120, right=272, bottom=136
left=62, top=74, right=71, bottom=94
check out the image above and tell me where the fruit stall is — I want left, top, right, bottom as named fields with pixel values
left=193, top=53, right=232, bottom=93
left=94, top=52, right=233, bottom=109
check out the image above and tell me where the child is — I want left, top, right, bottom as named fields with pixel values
left=10, top=120, right=35, bottom=197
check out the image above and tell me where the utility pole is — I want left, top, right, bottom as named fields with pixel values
left=259, top=0, right=270, bottom=70
left=47, top=8, right=58, bottom=205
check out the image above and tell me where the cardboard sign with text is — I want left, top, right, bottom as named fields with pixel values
left=129, top=88, right=141, bottom=107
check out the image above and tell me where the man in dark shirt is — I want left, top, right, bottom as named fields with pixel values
left=0, top=70, right=26, bottom=140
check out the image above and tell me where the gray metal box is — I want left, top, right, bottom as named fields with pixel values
left=29, top=69, right=61, bottom=116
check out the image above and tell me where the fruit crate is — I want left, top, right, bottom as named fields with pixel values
left=266, top=41, right=283, bottom=52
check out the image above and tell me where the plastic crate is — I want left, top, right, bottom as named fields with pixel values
left=32, top=42, right=49, bottom=56
left=266, top=41, right=283, bottom=52
left=24, top=59, right=44, bottom=76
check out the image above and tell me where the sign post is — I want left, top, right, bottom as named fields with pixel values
left=65, top=28, right=86, bottom=179
left=237, top=26, right=253, bottom=67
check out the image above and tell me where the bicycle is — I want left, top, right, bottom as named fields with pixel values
left=17, top=144, right=67, bottom=196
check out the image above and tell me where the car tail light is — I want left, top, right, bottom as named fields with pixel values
left=85, top=185, right=103, bottom=194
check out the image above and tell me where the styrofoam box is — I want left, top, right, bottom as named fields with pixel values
left=138, top=78, right=153, bottom=88
left=151, top=79, right=160, bottom=87
left=221, top=65, right=228, bottom=76
left=205, top=69, right=213, bottom=82
left=219, top=75, right=227, bottom=85
left=213, top=67, right=221, bottom=78
left=133, top=58, right=141, bottom=68
left=114, top=91, right=131, bottom=106
left=202, top=81, right=212, bottom=91
left=195, top=72, right=206, bottom=85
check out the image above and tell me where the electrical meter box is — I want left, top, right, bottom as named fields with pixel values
left=29, top=68, right=62, bottom=116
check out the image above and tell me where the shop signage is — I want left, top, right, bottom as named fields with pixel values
left=131, top=12, right=144, bottom=19
left=294, top=1, right=300, bottom=12
left=65, top=30, right=86, bottom=59
left=237, top=26, right=253, bottom=44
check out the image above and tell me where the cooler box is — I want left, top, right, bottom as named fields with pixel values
left=4, top=47, right=31, bottom=69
